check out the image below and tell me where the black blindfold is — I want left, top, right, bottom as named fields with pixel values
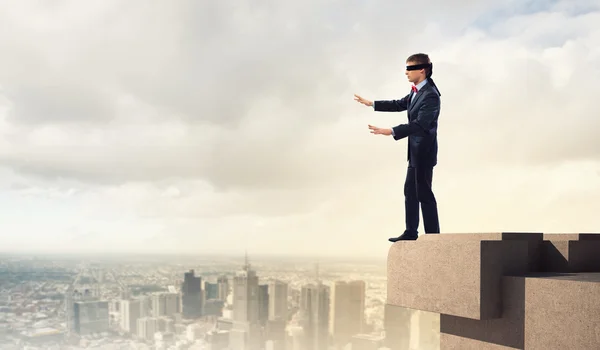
left=406, top=63, right=432, bottom=71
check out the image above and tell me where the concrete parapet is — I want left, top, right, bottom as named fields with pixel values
left=387, top=233, right=538, bottom=320
left=385, top=232, right=600, bottom=349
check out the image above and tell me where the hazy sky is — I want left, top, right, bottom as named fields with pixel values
left=0, top=0, right=599, bottom=258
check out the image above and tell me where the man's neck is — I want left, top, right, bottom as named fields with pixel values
left=414, top=78, right=428, bottom=89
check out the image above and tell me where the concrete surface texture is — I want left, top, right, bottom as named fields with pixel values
left=385, top=232, right=600, bottom=350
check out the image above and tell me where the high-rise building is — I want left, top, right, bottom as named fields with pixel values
left=120, top=299, right=142, bottom=333
left=330, top=280, right=366, bottom=346
left=217, top=275, right=230, bottom=301
left=231, top=254, right=263, bottom=349
left=151, top=292, right=180, bottom=318
left=65, top=284, right=101, bottom=337
left=165, top=292, right=180, bottom=316
left=204, top=299, right=225, bottom=316
left=232, top=256, right=259, bottom=323
left=258, top=284, right=269, bottom=325
left=205, top=282, right=219, bottom=300
left=137, top=317, right=159, bottom=341
left=300, top=282, right=330, bottom=350
left=73, top=300, right=109, bottom=335
left=151, top=293, right=164, bottom=318
left=268, top=280, right=288, bottom=321
left=181, top=270, right=203, bottom=319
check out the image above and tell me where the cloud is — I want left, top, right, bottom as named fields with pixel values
left=0, top=0, right=599, bottom=255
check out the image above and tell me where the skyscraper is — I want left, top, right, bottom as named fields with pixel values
left=300, top=282, right=330, bottom=350
left=181, top=270, right=203, bottom=319
left=330, top=280, right=366, bottom=346
left=217, top=275, right=230, bottom=301
left=205, top=281, right=219, bottom=300
left=258, top=284, right=269, bottom=326
left=73, top=300, right=110, bottom=335
left=232, top=254, right=259, bottom=323
left=231, top=254, right=263, bottom=349
left=269, top=280, right=288, bottom=321
left=120, top=299, right=142, bottom=333
left=151, top=292, right=180, bottom=318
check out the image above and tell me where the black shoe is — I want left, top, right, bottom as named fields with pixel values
left=388, top=233, right=418, bottom=242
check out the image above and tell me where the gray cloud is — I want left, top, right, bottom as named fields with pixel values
left=0, top=0, right=599, bottom=255
left=5, top=84, right=116, bottom=125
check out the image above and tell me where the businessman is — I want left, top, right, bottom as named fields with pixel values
left=354, top=53, right=441, bottom=242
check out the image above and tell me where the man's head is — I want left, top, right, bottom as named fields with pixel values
left=405, top=53, right=432, bottom=84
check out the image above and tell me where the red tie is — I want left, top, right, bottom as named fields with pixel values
left=411, top=85, right=418, bottom=93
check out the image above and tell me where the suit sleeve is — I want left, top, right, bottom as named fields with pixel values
left=373, top=94, right=410, bottom=112
left=391, top=92, right=439, bottom=140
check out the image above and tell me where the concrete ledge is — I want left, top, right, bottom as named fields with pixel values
left=387, top=233, right=537, bottom=320
left=416, top=232, right=542, bottom=241
left=440, top=273, right=600, bottom=350
left=541, top=233, right=600, bottom=240
left=385, top=232, right=600, bottom=349
left=419, top=232, right=543, bottom=271
left=522, top=273, right=600, bottom=349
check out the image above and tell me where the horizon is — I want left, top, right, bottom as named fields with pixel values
left=0, top=249, right=388, bottom=263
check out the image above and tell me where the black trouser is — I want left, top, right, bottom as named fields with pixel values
left=404, top=165, right=440, bottom=236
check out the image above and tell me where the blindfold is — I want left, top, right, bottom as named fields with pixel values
left=406, top=63, right=432, bottom=71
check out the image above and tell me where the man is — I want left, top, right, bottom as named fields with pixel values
left=354, top=53, right=441, bottom=242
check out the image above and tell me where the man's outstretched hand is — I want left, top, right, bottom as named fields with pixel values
left=354, top=94, right=373, bottom=107
left=355, top=95, right=391, bottom=136
left=368, top=124, right=392, bottom=136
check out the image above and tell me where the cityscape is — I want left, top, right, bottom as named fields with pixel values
left=0, top=251, right=409, bottom=350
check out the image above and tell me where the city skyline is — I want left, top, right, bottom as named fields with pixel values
left=1, top=0, right=599, bottom=257
left=0, top=251, right=389, bottom=349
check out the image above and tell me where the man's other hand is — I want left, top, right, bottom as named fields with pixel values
left=368, top=124, right=392, bottom=136
left=354, top=94, right=373, bottom=107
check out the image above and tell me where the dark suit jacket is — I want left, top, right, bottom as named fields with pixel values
left=373, top=82, right=440, bottom=168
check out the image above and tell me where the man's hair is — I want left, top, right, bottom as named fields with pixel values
left=406, top=53, right=431, bottom=77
